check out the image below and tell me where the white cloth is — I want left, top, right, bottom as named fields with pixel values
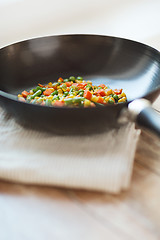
left=0, top=108, right=140, bottom=193
left=0, top=0, right=159, bottom=192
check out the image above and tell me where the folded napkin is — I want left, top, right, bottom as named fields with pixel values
left=0, top=107, right=140, bottom=193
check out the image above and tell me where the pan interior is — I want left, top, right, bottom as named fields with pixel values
left=0, top=35, right=160, bottom=102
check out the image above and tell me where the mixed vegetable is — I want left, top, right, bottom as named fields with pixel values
left=18, top=76, right=127, bottom=107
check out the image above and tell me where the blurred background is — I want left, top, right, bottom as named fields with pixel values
left=0, top=0, right=160, bottom=50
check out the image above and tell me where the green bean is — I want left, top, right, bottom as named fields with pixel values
left=31, top=90, right=42, bottom=99
left=45, top=99, right=52, bottom=106
left=32, top=86, right=46, bottom=92
left=64, top=97, right=85, bottom=105
left=51, top=90, right=58, bottom=96
left=53, top=95, right=60, bottom=100
left=93, top=102, right=104, bottom=106
left=36, top=98, right=43, bottom=104
left=69, top=88, right=74, bottom=93
left=35, top=86, right=46, bottom=92
left=26, top=95, right=32, bottom=102
left=79, top=91, right=84, bottom=97
left=63, top=91, right=69, bottom=97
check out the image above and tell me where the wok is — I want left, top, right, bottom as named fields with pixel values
left=0, top=34, right=160, bottom=136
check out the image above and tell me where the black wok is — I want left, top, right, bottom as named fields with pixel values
left=0, top=34, right=160, bottom=136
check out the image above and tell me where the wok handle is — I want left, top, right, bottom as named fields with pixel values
left=128, top=99, right=160, bottom=137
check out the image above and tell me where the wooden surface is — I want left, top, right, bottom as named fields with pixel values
left=0, top=0, right=160, bottom=239
left=0, top=97, right=159, bottom=240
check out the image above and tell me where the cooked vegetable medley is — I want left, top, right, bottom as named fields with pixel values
left=18, top=76, right=127, bottom=107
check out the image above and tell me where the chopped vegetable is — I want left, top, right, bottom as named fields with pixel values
left=43, top=89, right=53, bottom=96
left=83, top=90, right=92, bottom=100
left=113, top=89, right=122, bottom=95
left=18, top=76, right=127, bottom=107
left=21, top=90, right=29, bottom=98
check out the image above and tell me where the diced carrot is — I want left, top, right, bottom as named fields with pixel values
left=96, top=89, right=106, bottom=97
left=97, top=96, right=104, bottom=104
left=66, top=87, right=70, bottom=92
left=43, top=89, right=52, bottom=96
left=113, top=89, right=122, bottom=95
left=98, top=84, right=106, bottom=88
left=53, top=100, right=64, bottom=106
left=38, top=83, right=44, bottom=88
left=78, top=83, right=88, bottom=89
left=83, top=90, right=92, bottom=100
left=21, top=90, right=29, bottom=98
left=65, top=82, right=72, bottom=87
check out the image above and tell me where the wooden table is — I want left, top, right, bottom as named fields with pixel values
left=0, top=97, right=159, bottom=240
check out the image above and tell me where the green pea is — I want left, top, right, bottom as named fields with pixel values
left=69, top=76, right=76, bottom=82
left=63, top=79, right=69, bottom=83
left=76, top=76, right=83, bottom=80
left=97, top=87, right=102, bottom=89
left=45, top=99, right=52, bottom=106
left=108, top=99, right=115, bottom=104
left=51, top=90, right=58, bottom=96
left=113, top=94, right=118, bottom=101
